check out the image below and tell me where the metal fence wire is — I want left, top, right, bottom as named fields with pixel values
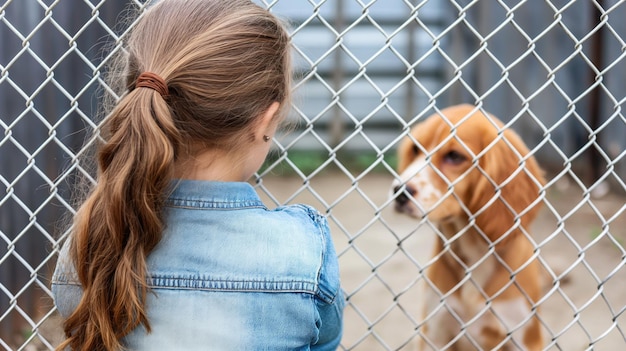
left=1, top=0, right=625, bottom=350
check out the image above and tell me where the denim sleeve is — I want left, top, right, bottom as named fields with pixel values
left=313, top=289, right=344, bottom=350
left=298, top=205, right=345, bottom=350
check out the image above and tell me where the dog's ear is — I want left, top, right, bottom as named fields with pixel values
left=469, top=128, right=545, bottom=242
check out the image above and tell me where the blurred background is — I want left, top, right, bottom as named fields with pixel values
left=1, top=0, right=625, bottom=349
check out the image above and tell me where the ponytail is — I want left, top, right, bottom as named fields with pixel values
left=59, top=88, right=180, bottom=351
left=57, top=0, right=291, bottom=349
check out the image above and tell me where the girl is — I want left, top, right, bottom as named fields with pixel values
left=51, top=1, right=344, bottom=350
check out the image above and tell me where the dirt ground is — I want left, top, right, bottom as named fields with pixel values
left=35, top=172, right=625, bottom=350
left=255, top=173, right=626, bottom=351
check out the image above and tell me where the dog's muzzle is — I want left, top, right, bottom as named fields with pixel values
left=393, top=184, right=416, bottom=212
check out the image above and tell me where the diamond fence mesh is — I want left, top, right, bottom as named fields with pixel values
left=1, top=0, right=625, bottom=350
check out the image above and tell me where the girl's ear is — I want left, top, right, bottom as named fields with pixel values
left=256, top=102, right=281, bottom=141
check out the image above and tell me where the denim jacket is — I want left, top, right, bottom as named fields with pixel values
left=52, top=180, right=344, bottom=350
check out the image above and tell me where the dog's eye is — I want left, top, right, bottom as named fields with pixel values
left=442, top=150, right=467, bottom=165
left=412, top=144, right=419, bottom=155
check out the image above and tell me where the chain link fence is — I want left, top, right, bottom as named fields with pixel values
left=1, top=0, right=625, bottom=350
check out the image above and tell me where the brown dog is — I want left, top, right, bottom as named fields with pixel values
left=393, top=105, right=546, bottom=350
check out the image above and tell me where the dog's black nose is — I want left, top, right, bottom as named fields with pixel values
left=393, top=185, right=415, bottom=205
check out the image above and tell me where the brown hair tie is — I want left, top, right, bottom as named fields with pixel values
left=135, top=72, right=168, bottom=98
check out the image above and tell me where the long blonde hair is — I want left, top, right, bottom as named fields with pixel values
left=59, top=1, right=291, bottom=350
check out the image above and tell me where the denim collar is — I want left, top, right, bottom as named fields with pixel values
left=166, top=179, right=265, bottom=209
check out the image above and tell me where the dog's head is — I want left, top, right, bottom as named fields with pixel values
left=392, top=104, right=545, bottom=241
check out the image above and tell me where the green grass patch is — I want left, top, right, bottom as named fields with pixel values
left=260, top=150, right=398, bottom=176
left=589, top=226, right=625, bottom=251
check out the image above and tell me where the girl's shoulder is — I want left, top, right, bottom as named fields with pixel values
left=270, top=204, right=331, bottom=239
left=275, top=203, right=327, bottom=222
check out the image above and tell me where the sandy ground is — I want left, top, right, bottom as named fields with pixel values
left=34, top=172, right=625, bottom=350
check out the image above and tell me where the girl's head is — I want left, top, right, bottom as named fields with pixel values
left=60, top=1, right=291, bottom=350
left=121, top=0, right=291, bottom=169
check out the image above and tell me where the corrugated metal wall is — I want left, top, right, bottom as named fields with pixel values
left=0, top=0, right=128, bottom=340
left=445, top=0, right=626, bottom=189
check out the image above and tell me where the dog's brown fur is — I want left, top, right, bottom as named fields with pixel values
left=393, top=105, right=546, bottom=350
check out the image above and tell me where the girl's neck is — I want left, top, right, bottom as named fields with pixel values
left=174, top=149, right=248, bottom=182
